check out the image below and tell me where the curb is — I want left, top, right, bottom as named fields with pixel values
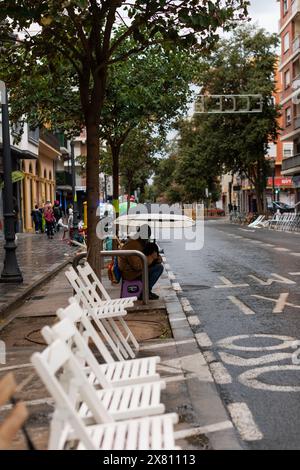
left=0, top=256, right=74, bottom=332
left=161, top=256, right=244, bottom=451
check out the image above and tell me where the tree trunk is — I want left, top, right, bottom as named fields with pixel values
left=86, top=118, right=102, bottom=279
left=111, top=144, right=121, bottom=218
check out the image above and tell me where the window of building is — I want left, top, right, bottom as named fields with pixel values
left=284, top=69, right=291, bottom=88
left=283, top=0, right=288, bottom=15
left=283, top=142, right=293, bottom=158
left=285, top=107, right=292, bottom=126
left=28, top=127, right=40, bottom=144
left=284, top=32, right=290, bottom=53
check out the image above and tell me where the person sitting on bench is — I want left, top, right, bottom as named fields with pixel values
left=118, top=226, right=164, bottom=300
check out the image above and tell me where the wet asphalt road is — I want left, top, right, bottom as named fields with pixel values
left=160, top=220, right=300, bottom=450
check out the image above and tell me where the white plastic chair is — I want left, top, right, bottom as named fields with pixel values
left=77, top=261, right=136, bottom=308
left=65, top=267, right=139, bottom=359
left=42, top=304, right=161, bottom=387
left=31, top=340, right=178, bottom=450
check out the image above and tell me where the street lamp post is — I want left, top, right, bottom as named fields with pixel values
left=70, top=140, right=79, bottom=240
left=0, top=81, right=23, bottom=283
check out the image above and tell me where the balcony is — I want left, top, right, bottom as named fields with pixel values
left=56, top=171, right=73, bottom=188
left=282, top=153, right=300, bottom=175
left=40, top=128, right=60, bottom=151
left=55, top=133, right=69, bottom=154
left=292, top=0, right=300, bottom=17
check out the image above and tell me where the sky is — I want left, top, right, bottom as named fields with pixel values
left=248, top=0, right=280, bottom=33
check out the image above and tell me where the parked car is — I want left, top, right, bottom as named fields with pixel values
left=269, top=201, right=295, bottom=214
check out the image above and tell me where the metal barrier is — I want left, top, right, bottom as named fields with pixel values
left=73, top=250, right=149, bottom=305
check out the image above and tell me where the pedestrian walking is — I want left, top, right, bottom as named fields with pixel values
left=44, top=203, right=55, bottom=239
left=53, top=200, right=63, bottom=232
left=31, top=204, right=42, bottom=233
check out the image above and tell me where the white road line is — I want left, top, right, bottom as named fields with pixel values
left=227, top=403, right=263, bottom=441
left=238, top=365, right=300, bottom=392
left=219, top=351, right=293, bottom=367
left=174, top=421, right=234, bottom=440
left=228, top=296, right=255, bottom=316
left=290, top=253, right=300, bottom=257
left=252, top=293, right=300, bottom=314
left=187, top=315, right=201, bottom=327
left=290, top=272, right=300, bottom=276
left=172, top=282, right=182, bottom=292
left=274, top=247, right=290, bottom=252
left=215, top=276, right=249, bottom=289
left=168, top=271, right=176, bottom=280
left=0, top=363, right=33, bottom=372
left=261, top=243, right=275, bottom=247
left=165, top=264, right=171, bottom=270
left=249, top=273, right=296, bottom=286
left=195, top=333, right=212, bottom=348
left=248, top=240, right=263, bottom=244
left=210, top=362, right=232, bottom=384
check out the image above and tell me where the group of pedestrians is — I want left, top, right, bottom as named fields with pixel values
left=31, top=200, right=64, bottom=240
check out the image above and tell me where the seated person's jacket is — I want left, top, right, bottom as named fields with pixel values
left=118, top=239, right=145, bottom=281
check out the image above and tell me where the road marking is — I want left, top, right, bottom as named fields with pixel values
left=274, top=247, right=290, bottom=252
left=289, top=272, right=300, bottom=276
left=219, top=351, right=293, bottom=367
left=210, top=362, right=232, bottom=384
left=248, top=240, right=263, bottom=244
left=227, top=403, right=263, bottom=441
left=261, top=243, right=275, bottom=247
left=168, top=271, right=176, bottom=280
left=217, top=334, right=296, bottom=352
left=195, top=332, right=212, bottom=348
left=238, top=365, right=300, bottom=392
left=214, top=277, right=249, bottom=289
left=174, top=421, right=234, bottom=440
left=228, top=296, right=255, bottom=315
left=187, top=315, right=201, bottom=326
left=289, top=253, right=300, bottom=257
left=172, top=282, right=182, bottom=292
left=252, top=293, right=300, bottom=313
left=165, top=264, right=171, bottom=270
left=249, top=273, right=296, bottom=286
left=239, top=229, right=256, bottom=233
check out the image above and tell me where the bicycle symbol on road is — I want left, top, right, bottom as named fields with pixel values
left=217, top=334, right=300, bottom=392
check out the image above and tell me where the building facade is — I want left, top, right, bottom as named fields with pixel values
left=279, top=0, right=300, bottom=203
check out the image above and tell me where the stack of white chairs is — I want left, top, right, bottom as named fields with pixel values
left=65, top=263, right=139, bottom=360
left=30, top=263, right=181, bottom=450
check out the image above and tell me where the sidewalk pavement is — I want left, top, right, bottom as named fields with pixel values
left=0, top=232, right=77, bottom=330
left=0, top=251, right=243, bottom=450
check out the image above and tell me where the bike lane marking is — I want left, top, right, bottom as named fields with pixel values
left=228, top=296, right=255, bottom=315
left=238, top=365, right=300, bottom=392
left=252, top=293, right=300, bottom=314
left=214, top=277, right=249, bottom=289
